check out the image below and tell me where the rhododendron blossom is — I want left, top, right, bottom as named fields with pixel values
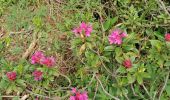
left=73, top=22, right=92, bottom=37
left=108, top=29, right=127, bottom=45
left=32, top=70, right=43, bottom=81
left=70, top=88, right=88, bottom=100
left=40, top=57, right=55, bottom=67
left=31, top=51, right=45, bottom=64
left=123, top=59, right=132, bottom=68
left=165, top=33, right=170, bottom=42
left=6, top=71, right=17, bottom=81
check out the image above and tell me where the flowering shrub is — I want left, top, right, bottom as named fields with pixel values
left=70, top=88, right=88, bottom=100
left=108, top=29, right=127, bottom=45
left=31, top=51, right=45, bottom=64
left=73, top=22, right=93, bottom=37
left=0, top=0, right=170, bottom=100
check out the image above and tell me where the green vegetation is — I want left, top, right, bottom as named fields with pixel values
left=0, top=0, right=170, bottom=99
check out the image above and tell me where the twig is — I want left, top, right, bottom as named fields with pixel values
left=93, top=81, right=99, bottom=100
left=59, top=72, right=72, bottom=87
left=95, top=76, right=120, bottom=100
left=90, top=49, right=113, bottom=75
left=26, top=89, right=54, bottom=100
left=1, top=96, right=21, bottom=98
left=20, top=95, right=29, bottom=100
left=9, top=27, right=34, bottom=36
left=156, top=0, right=170, bottom=16
left=158, top=71, right=170, bottom=100
left=152, top=91, right=157, bottom=100
left=131, top=84, right=138, bottom=96
left=142, top=84, right=152, bottom=99
left=124, top=94, right=129, bottom=100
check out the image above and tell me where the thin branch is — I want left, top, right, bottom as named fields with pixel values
left=83, top=72, right=96, bottom=90
left=124, top=94, right=130, bottom=100
left=26, top=89, right=54, bottom=100
left=90, top=49, right=113, bottom=75
left=158, top=71, right=170, bottom=100
left=142, top=84, right=152, bottom=99
left=95, top=76, right=120, bottom=100
left=131, top=84, right=138, bottom=97
left=156, top=0, right=170, bottom=16
left=1, top=96, right=21, bottom=98
left=93, top=81, right=99, bottom=100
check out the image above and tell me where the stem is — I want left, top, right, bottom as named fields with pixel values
left=93, top=81, right=99, bottom=100
left=142, top=84, right=152, bottom=99
left=95, top=76, right=120, bottom=100
left=158, top=71, right=170, bottom=100
left=131, top=84, right=138, bottom=97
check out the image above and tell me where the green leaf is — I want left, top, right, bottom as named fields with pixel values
left=137, top=75, right=143, bottom=84
left=12, top=96, right=20, bottom=100
left=100, top=56, right=110, bottom=62
left=127, top=74, right=135, bottom=83
left=165, top=85, right=170, bottom=96
left=154, top=31, right=164, bottom=41
left=116, top=66, right=126, bottom=73
left=0, top=79, right=7, bottom=89
left=164, top=61, right=170, bottom=67
left=115, top=47, right=122, bottom=56
left=142, top=72, right=151, bottom=78
left=16, top=79, right=26, bottom=87
left=150, top=40, right=162, bottom=51
left=15, top=64, right=23, bottom=74
left=103, top=17, right=118, bottom=31
left=104, top=46, right=114, bottom=51
left=32, top=16, right=43, bottom=28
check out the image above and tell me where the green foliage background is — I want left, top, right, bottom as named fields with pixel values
left=0, top=0, right=170, bottom=100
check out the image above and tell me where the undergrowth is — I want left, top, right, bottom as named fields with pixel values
left=0, top=0, right=170, bottom=100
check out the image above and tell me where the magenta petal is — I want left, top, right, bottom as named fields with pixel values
left=70, top=96, right=76, bottom=100
left=121, top=32, right=128, bottom=37
left=80, top=22, right=87, bottom=29
left=108, top=29, right=126, bottom=45
left=85, top=31, right=91, bottom=37
left=71, top=88, right=77, bottom=93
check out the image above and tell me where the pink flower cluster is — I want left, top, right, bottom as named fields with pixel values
left=70, top=88, right=88, bottom=100
left=108, top=29, right=127, bottom=45
left=123, top=59, right=132, bottom=69
left=165, top=33, right=170, bottom=42
left=6, top=71, right=17, bottom=81
left=32, top=70, right=43, bottom=81
left=73, top=22, right=92, bottom=37
left=31, top=51, right=55, bottom=68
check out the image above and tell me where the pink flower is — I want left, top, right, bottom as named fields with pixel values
left=165, top=33, right=170, bottom=42
left=70, top=96, right=76, bottom=100
left=40, top=57, right=55, bottom=67
left=123, top=59, right=132, bottom=68
left=70, top=88, right=88, bottom=100
left=31, top=51, right=45, bottom=64
left=73, top=22, right=92, bottom=37
left=6, top=71, right=17, bottom=81
left=32, top=70, right=43, bottom=81
left=108, top=29, right=127, bottom=45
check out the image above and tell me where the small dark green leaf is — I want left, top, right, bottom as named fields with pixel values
left=164, top=61, right=170, bottom=67
left=103, top=17, right=118, bottom=31
left=165, top=85, right=170, bottom=96
left=104, top=46, right=114, bottom=51
left=137, top=75, right=143, bottom=84
left=100, top=56, right=110, bottom=62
